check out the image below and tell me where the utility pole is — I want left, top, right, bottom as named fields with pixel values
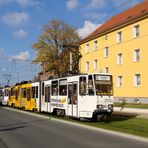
left=70, top=51, right=73, bottom=72
left=3, top=74, right=11, bottom=86
left=63, top=44, right=81, bottom=74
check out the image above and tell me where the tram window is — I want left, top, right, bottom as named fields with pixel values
left=21, top=89, right=23, bottom=97
left=0, top=90, right=3, bottom=96
left=6, top=90, right=8, bottom=96
left=15, top=90, right=18, bottom=100
left=4, top=90, right=6, bottom=96
left=27, top=88, right=31, bottom=101
left=88, top=75, right=94, bottom=95
left=36, top=86, right=38, bottom=98
left=45, top=86, right=50, bottom=102
left=42, top=82, right=45, bottom=96
left=59, top=79, right=67, bottom=96
left=51, top=80, right=58, bottom=96
left=21, top=88, right=24, bottom=98
left=32, top=87, right=35, bottom=98
left=22, top=88, right=27, bottom=98
left=5, top=90, right=8, bottom=96
left=79, top=76, right=87, bottom=95
left=11, top=88, right=15, bottom=96
left=94, top=75, right=112, bottom=95
left=68, top=84, right=72, bottom=104
left=73, top=84, right=77, bottom=104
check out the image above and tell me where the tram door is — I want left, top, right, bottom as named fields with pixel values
left=27, top=88, right=31, bottom=110
left=45, top=85, right=51, bottom=112
left=68, top=82, right=78, bottom=117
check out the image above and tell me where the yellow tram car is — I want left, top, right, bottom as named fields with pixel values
left=21, top=81, right=39, bottom=111
left=8, top=84, right=21, bottom=107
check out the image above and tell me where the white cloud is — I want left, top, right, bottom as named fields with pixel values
left=0, top=48, right=4, bottom=52
left=66, top=0, right=78, bottom=11
left=0, top=0, right=42, bottom=7
left=77, top=21, right=101, bottom=39
left=13, top=29, right=28, bottom=38
left=1, top=12, right=30, bottom=27
left=0, top=0, right=11, bottom=5
left=113, top=0, right=141, bottom=8
left=86, top=0, right=106, bottom=9
left=16, top=0, right=43, bottom=7
left=15, top=0, right=31, bottom=6
left=2, top=68, right=6, bottom=72
left=84, top=12, right=107, bottom=21
left=13, top=51, right=30, bottom=60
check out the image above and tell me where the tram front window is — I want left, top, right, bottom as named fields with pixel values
left=95, top=83, right=112, bottom=95
left=94, top=75, right=112, bottom=95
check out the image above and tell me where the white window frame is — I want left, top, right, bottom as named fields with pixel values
left=133, top=25, right=140, bottom=37
left=93, top=59, right=98, bottom=70
left=134, top=49, right=140, bottom=62
left=105, top=67, right=109, bottom=73
left=104, top=46, right=109, bottom=57
left=85, top=44, right=89, bottom=53
left=117, top=53, right=123, bottom=65
left=117, top=76, right=123, bottom=87
left=117, top=31, right=122, bottom=43
left=94, top=40, right=98, bottom=51
left=134, top=74, right=141, bottom=86
left=85, top=61, right=89, bottom=71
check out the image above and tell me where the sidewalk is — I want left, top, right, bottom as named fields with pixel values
left=114, top=107, right=148, bottom=119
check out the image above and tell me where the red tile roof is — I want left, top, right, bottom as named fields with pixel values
left=80, top=0, right=148, bottom=44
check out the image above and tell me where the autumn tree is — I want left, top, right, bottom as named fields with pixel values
left=33, top=20, right=81, bottom=77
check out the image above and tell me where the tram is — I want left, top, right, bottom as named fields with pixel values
left=3, top=73, right=114, bottom=121
left=41, top=73, right=114, bottom=121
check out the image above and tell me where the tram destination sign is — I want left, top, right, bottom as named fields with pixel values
left=95, top=75, right=111, bottom=81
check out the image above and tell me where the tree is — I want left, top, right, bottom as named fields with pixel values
left=33, top=20, right=81, bottom=77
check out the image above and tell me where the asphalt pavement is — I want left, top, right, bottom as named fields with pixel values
left=0, top=106, right=148, bottom=148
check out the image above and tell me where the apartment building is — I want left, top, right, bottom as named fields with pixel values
left=79, top=1, right=148, bottom=103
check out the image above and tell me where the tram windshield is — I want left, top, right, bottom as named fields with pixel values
left=94, top=74, right=112, bottom=95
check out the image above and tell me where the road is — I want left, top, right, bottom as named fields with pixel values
left=0, top=107, right=148, bottom=148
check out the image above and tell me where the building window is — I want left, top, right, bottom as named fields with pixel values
left=117, top=76, right=123, bottom=87
left=134, top=74, right=141, bottom=86
left=117, top=31, right=122, bottom=43
left=117, top=53, right=123, bottom=65
left=133, top=25, right=140, bottom=37
left=85, top=61, right=89, bottom=71
left=105, top=67, right=109, bottom=73
left=104, top=46, right=109, bottom=57
left=94, top=40, right=98, bottom=51
left=93, top=59, right=98, bottom=69
left=134, top=49, right=140, bottom=62
left=85, top=44, right=89, bottom=53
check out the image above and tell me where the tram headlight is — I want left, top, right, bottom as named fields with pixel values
left=97, top=105, right=103, bottom=109
left=108, top=104, right=113, bottom=109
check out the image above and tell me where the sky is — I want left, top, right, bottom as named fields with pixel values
left=0, top=0, right=144, bottom=86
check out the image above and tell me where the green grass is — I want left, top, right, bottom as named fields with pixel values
left=114, top=103, right=148, bottom=109
left=84, top=115, right=148, bottom=138
left=51, top=113, right=148, bottom=138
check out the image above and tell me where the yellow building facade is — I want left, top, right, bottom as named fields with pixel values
left=79, top=1, right=148, bottom=103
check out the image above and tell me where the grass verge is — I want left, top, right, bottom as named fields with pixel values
left=114, top=103, right=148, bottom=109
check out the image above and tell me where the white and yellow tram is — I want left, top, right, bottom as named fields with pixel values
left=3, top=73, right=114, bottom=121
left=41, top=73, right=114, bottom=121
